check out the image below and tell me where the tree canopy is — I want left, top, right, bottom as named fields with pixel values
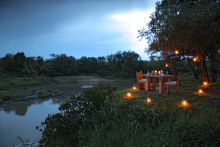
left=139, top=0, right=220, bottom=82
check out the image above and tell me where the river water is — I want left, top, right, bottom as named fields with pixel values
left=0, top=99, right=60, bottom=147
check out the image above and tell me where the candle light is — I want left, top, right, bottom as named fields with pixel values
left=132, top=86, right=138, bottom=91
left=165, top=63, right=169, bottom=67
left=193, top=56, right=199, bottom=62
left=203, top=81, right=208, bottom=87
left=123, top=92, right=134, bottom=100
left=198, top=88, right=204, bottom=95
left=181, top=99, right=189, bottom=108
left=126, top=92, right=132, bottom=97
left=144, top=97, right=152, bottom=105
left=175, top=50, right=179, bottom=55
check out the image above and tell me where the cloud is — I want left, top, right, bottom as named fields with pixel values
left=110, top=9, right=154, bottom=58
left=0, top=0, right=157, bottom=59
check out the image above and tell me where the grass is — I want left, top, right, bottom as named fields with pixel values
left=88, top=74, right=220, bottom=146
left=38, top=90, right=53, bottom=99
left=0, top=91, right=27, bottom=101
left=38, top=74, right=220, bottom=146
left=0, top=77, right=42, bottom=90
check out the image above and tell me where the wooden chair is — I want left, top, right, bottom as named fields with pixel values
left=136, top=70, right=146, bottom=90
left=165, top=72, right=181, bottom=94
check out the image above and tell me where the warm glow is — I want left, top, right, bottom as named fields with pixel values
left=132, top=86, right=138, bottom=91
left=123, top=92, right=134, bottom=100
left=193, top=56, right=199, bottom=62
left=154, top=70, right=158, bottom=74
left=180, top=100, right=189, bottom=108
left=175, top=50, right=179, bottom=55
left=182, top=100, right=188, bottom=106
left=126, top=92, right=132, bottom=97
left=144, top=97, right=152, bottom=104
left=198, top=89, right=204, bottom=94
left=165, top=63, right=169, bottom=67
left=158, top=70, right=161, bottom=74
left=203, top=81, right=208, bottom=87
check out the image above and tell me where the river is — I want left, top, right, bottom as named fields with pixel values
left=0, top=99, right=61, bottom=147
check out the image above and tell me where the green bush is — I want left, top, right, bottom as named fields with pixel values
left=39, top=85, right=220, bottom=147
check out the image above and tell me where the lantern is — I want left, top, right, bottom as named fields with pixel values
left=165, top=63, right=169, bottom=67
left=193, top=56, right=199, bottom=62
left=203, top=81, right=208, bottom=87
left=132, top=86, right=138, bottom=91
left=197, top=88, right=205, bottom=96
left=178, top=97, right=190, bottom=108
left=126, top=92, right=132, bottom=97
left=123, top=92, right=134, bottom=100
left=144, top=97, right=152, bottom=105
left=175, top=50, right=179, bottom=55
left=180, top=99, right=189, bottom=108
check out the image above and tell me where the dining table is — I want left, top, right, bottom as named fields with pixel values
left=143, top=74, right=174, bottom=94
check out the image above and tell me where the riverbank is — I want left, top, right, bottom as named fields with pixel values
left=0, top=75, right=134, bottom=104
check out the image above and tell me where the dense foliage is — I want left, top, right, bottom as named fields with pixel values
left=38, top=85, right=220, bottom=147
left=0, top=51, right=184, bottom=78
left=0, top=51, right=140, bottom=77
left=139, top=0, right=220, bottom=82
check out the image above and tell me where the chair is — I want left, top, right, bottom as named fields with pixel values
left=165, top=72, right=181, bottom=94
left=136, top=70, right=146, bottom=90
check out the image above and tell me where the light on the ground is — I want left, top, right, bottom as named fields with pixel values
left=175, top=50, right=179, bottom=55
left=144, top=97, right=152, bottom=105
left=203, top=81, right=208, bottom=87
left=123, top=92, right=134, bottom=100
left=198, top=88, right=205, bottom=95
left=179, top=99, right=190, bottom=108
left=132, top=86, right=138, bottom=91
left=193, top=56, right=199, bottom=62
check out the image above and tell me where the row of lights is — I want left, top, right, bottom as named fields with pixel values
left=123, top=91, right=190, bottom=108
left=124, top=80, right=209, bottom=108
left=174, top=49, right=200, bottom=63
left=124, top=86, right=190, bottom=108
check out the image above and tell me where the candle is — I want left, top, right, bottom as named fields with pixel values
left=203, top=81, right=208, bottom=87
left=132, top=86, right=138, bottom=91
left=123, top=92, right=134, bottom=100
left=193, top=56, right=199, bottom=62
left=198, top=88, right=204, bottom=95
left=126, top=92, right=132, bottom=97
left=144, top=97, right=152, bottom=105
left=181, top=99, right=189, bottom=108
left=175, top=50, right=179, bottom=55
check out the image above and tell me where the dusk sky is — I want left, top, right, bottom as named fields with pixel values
left=0, top=0, right=158, bottom=59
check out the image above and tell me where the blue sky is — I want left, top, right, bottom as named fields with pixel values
left=0, top=0, right=158, bottom=59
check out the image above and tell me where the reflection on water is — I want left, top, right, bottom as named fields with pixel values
left=0, top=99, right=60, bottom=147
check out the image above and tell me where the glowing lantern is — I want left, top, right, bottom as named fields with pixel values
left=203, top=81, right=208, bottom=87
left=198, top=88, right=204, bottom=95
left=154, top=70, right=158, bottom=74
left=158, top=70, right=161, bottom=75
left=180, top=99, right=189, bottom=108
left=175, top=50, right=179, bottom=55
left=132, top=86, right=138, bottom=91
left=126, top=92, right=132, bottom=97
left=123, top=92, right=134, bottom=100
left=182, top=100, right=188, bottom=106
left=165, top=63, right=169, bottom=67
left=193, top=56, right=199, bottom=62
left=144, top=97, right=152, bottom=105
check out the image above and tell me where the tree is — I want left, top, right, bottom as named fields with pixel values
left=139, top=0, right=220, bottom=82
